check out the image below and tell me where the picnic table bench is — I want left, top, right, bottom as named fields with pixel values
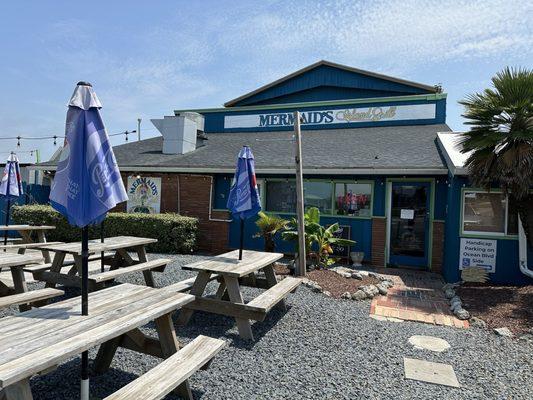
left=0, top=225, right=56, bottom=263
left=32, top=236, right=169, bottom=290
left=0, top=283, right=225, bottom=400
left=0, top=254, right=64, bottom=311
left=175, top=250, right=302, bottom=340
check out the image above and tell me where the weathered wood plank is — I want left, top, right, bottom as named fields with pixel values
left=0, top=242, right=62, bottom=251
left=0, top=289, right=64, bottom=309
left=247, top=277, right=301, bottom=313
left=224, top=276, right=254, bottom=340
left=0, top=225, right=55, bottom=231
left=90, top=259, right=170, bottom=283
left=183, top=250, right=283, bottom=277
left=183, top=297, right=266, bottom=322
left=1, top=378, right=33, bottom=400
left=103, top=335, right=225, bottom=400
left=0, top=284, right=144, bottom=334
left=0, top=291, right=194, bottom=388
left=176, top=271, right=212, bottom=326
left=0, top=255, right=43, bottom=269
left=0, top=286, right=160, bottom=354
left=33, top=236, right=157, bottom=256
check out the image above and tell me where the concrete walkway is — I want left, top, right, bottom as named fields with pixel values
left=370, top=268, right=469, bottom=328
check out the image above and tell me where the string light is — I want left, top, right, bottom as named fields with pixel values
left=0, top=129, right=136, bottom=147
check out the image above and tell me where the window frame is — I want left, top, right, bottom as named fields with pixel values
left=264, top=178, right=374, bottom=219
left=460, top=188, right=518, bottom=239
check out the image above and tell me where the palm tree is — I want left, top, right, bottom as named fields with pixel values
left=254, top=211, right=288, bottom=252
left=459, top=67, right=533, bottom=244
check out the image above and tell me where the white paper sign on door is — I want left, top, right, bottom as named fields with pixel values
left=400, top=209, right=415, bottom=219
left=459, top=238, right=497, bottom=273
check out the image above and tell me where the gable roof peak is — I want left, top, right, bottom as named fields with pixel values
left=224, top=60, right=438, bottom=107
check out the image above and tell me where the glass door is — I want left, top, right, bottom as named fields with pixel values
left=388, top=182, right=430, bottom=268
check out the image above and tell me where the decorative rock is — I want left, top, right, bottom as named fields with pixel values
left=449, top=295, right=462, bottom=305
left=408, top=335, right=451, bottom=352
left=450, top=302, right=463, bottom=313
left=444, top=288, right=455, bottom=299
left=469, top=317, right=487, bottom=329
left=368, top=272, right=379, bottom=279
left=352, top=290, right=367, bottom=301
left=376, top=283, right=388, bottom=295
left=358, top=270, right=370, bottom=278
left=381, top=280, right=394, bottom=288
left=360, top=285, right=379, bottom=298
left=454, top=308, right=470, bottom=320
left=494, top=327, right=513, bottom=338
left=351, top=272, right=363, bottom=280
left=311, top=284, right=323, bottom=293
left=341, top=292, right=352, bottom=300
left=323, top=290, right=332, bottom=297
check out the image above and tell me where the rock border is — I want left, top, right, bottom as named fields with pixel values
left=302, top=266, right=395, bottom=301
left=442, top=282, right=472, bottom=321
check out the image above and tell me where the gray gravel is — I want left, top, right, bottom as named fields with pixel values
left=2, top=253, right=532, bottom=399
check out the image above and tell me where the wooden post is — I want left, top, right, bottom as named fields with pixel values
left=293, top=111, right=306, bottom=277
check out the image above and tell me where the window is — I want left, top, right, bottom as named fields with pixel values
left=304, top=181, right=333, bottom=214
left=265, top=179, right=373, bottom=217
left=265, top=180, right=296, bottom=213
left=462, top=191, right=518, bottom=236
left=334, top=183, right=372, bottom=217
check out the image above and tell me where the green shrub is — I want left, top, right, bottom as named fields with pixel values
left=11, top=205, right=198, bottom=254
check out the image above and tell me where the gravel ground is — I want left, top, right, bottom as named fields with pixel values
left=2, top=253, right=532, bottom=399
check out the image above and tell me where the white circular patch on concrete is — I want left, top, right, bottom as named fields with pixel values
left=408, top=335, right=450, bottom=352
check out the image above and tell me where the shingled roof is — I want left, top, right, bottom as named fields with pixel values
left=37, top=124, right=451, bottom=175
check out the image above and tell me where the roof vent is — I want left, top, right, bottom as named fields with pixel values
left=151, top=112, right=205, bottom=155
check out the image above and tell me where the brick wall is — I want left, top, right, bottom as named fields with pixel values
left=178, top=175, right=230, bottom=253
left=114, top=172, right=230, bottom=253
left=371, top=217, right=386, bottom=267
left=431, top=220, right=445, bottom=274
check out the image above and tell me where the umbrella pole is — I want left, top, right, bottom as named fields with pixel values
left=3, top=199, right=10, bottom=250
left=100, top=221, right=105, bottom=273
left=81, top=226, right=89, bottom=400
left=239, top=218, right=244, bottom=260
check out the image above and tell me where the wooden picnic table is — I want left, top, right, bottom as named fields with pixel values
left=0, top=225, right=55, bottom=263
left=0, top=283, right=194, bottom=399
left=0, top=254, right=43, bottom=307
left=177, top=250, right=301, bottom=340
left=32, top=236, right=165, bottom=290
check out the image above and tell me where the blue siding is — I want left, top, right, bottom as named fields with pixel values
left=442, top=175, right=533, bottom=285
left=203, top=98, right=446, bottom=133
left=248, top=86, right=414, bottom=105
left=228, top=213, right=373, bottom=262
left=231, top=64, right=434, bottom=107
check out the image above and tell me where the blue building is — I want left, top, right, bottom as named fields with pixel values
left=36, top=60, right=533, bottom=284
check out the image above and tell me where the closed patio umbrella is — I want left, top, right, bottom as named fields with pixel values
left=0, top=152, right=23, bottom=248
left=226, top=146, right=261, bottom=260
left=49, top=82, right=128, bottom=400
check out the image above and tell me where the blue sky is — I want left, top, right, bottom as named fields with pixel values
left=0, top=0, right=531, bottom=162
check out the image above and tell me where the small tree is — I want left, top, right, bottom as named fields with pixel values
left=459, top=67, right=533, bottom=244
left=282, top=207, right=356, bottom=269
left=254, top=211, right=288, bottom=252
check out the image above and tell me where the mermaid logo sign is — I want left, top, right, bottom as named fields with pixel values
left=127, top=176, right=161, bottom=214
left=223, top=103, right=436, bottom=129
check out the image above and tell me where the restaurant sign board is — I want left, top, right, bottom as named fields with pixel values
left=459, top=238, right=497, bottom=273
left=127, top=176, right=161, bottom=214
left=224, top=103, right=436, bottom=129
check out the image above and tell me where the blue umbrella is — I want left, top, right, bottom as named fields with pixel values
left=0, top=152, right=23, bottom=248
left=49, top=82, right=128, bottom=400
left=227, top=146, right=261, bottom=260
